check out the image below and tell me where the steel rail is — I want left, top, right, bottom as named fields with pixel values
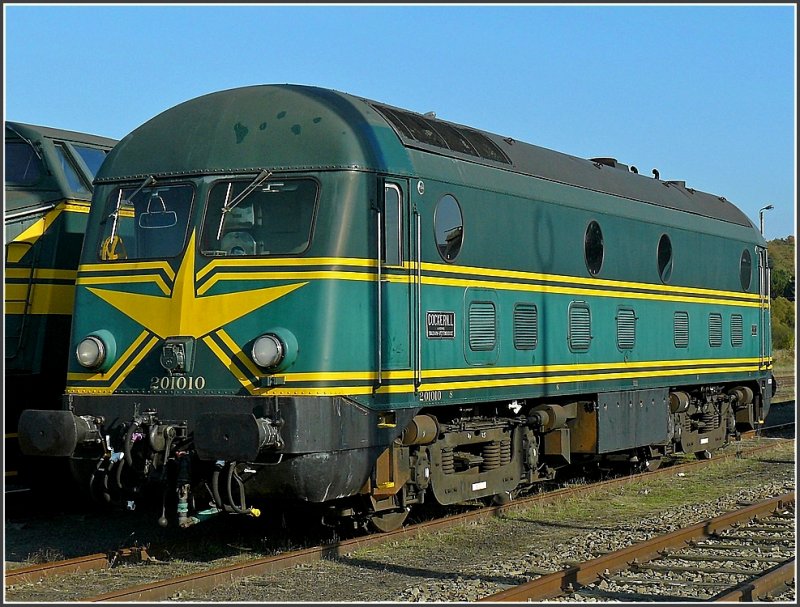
left=711, top=558, right=796, bottom=602
left=78, top=438, right=793, bottom=602
left=479, top=492, right=795, bottom=602
left=4, top=548, right=147, bottom=587
left=5, top=438, right=791, bottom=599
left=740, top=420, right=795, bottom=440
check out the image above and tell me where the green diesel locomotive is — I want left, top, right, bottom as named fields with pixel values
left=5, top=122, right=117, bottom=490
left=18, top=85, right=773, bottom=529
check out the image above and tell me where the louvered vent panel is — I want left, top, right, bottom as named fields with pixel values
left=617, top=308, right=636, bottom=350
left=731, top=314, right=744, bottom=347
left=674, top=311, right=689, bottom=348
left=568, top=303, right=592, bottom=352
left=709, top=313, right=723, bottom=347
left=469, top=302, right=496, bottom=351
left=513, top=304, right=538, bottom=350
left=373, top=104, right=511, bottom=164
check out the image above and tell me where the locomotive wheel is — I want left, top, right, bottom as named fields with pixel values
left=492, top=491, right=513, bottom=506
left=367, top=508, right=409, bottom=533
left=641, top=456, right=662, bottom=472
left=695, top=450, right=713, bottom=460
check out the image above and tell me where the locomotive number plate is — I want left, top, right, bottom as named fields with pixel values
left=150, top=375, right=206, bottom=391
left=419, top=390, right=443, bottom=402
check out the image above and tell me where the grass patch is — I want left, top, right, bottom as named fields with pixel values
left=505, top=441, right=794, bottom=526
left=349, top=441, right=795, bottom=565
left=24, top=547, right=65, bottom=565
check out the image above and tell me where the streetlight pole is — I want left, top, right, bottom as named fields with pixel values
left=759, top=204, right=774, bottom=236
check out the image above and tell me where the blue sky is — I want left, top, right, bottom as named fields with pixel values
left=4, top=3, right=796, bottom=240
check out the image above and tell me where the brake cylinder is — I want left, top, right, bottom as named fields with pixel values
left=728, top=386, right=754, bottom=408
left=528, top=404, right=568, bottom=431
left=401, top=415, right=439, bottom=446
left=669, top=391, right=691, bottom=413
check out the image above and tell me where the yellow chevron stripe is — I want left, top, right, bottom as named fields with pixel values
left=197, top=270, right=760, bottom=308
left=79, top=260, right=176, bottom=281
left=6, top=200, right=93, bottom=263
left=66, top=335, right=160, bottom=394
left=197, top=256, right=758, bottom=302
left=196, top=255, right=377, bottom=280
left=6, top=209, right=65, bottom=263
left=214, top=328, right=265, bottom=380
left=202, top=334, right=260, bottom=395
left=75, top=251, right=762, bottom=308
left=190, top=258, right=761, bottom=308
left=196, top=270, right=377, bottom=295
left=108, top=336, right=160, bottom=392
left=77, top=273, right=171, bottom=295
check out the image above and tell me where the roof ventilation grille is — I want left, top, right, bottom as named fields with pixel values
left=372, top=103, right=510, bottom=165
left=590, top=157, right=631, bottom=172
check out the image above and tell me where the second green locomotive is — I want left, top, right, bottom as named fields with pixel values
left=5, top=122, right=117, bottom=490
left=19, top=85, right=773, bottom=529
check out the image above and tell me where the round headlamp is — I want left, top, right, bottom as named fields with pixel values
left=252, top=334, right=284, bottom=369
left=76, top=335, right=106, bottom=369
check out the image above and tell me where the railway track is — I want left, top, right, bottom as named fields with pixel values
left=6, top=436, right=793, bottom=602
left=4, top=548, right=150, bottom=588
left=480, top=492, right=795, bottom=602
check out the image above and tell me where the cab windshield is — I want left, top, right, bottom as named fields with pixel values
left=5, top=141, right=44, bottom=185
left=200, top=177, right=317, bottom=256
left=97, top=182, right=194, bottom=261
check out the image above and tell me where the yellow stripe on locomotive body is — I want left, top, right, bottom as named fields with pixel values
left=65, top=254, right=768, bottom=399
left=4, top=201, right=92, bottom=316
left=109, top=254, right=762, bottom=307
left=5, top=201, right=90, bottom=263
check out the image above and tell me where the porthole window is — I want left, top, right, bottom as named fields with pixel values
left=434, top=194, right=463, bottom=262
left=739, top=249, right=752, bottom=291
left=657, top=234, right=673, bottom=283
left=584, top=220, right=604, bottom=276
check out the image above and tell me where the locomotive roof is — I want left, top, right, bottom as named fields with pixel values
left=96, top=85, right=756, bottom=231
left=6, top=121, right=118, bottom=149
left=5, top=122, right=119, bottom=215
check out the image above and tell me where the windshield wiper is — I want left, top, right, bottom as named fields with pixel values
left=7, top=125, right=43, bottom=160
left=107, top=175, right=156, bottom=242
left=215, top=169, right=272, bottom=241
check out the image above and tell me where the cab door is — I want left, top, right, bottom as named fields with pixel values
left=376, top=180, right=412, bottom=381
left=757, top=246, right=771, bottom=370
